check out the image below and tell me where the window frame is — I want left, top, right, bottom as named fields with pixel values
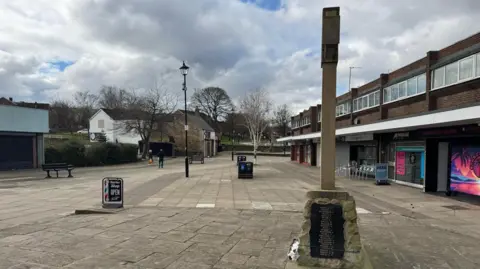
left=444, top=61, right=459, bottom=86
left=459, top=55, right=474, bottom=81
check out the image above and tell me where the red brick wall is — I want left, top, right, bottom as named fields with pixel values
left=357, top=78, right=380, bottom=95
left=436, top=87, right=480, bottom=109
left=438, top=33, right=480, bottom=59
left=386, top=100, right=427, bottom=119
left=356, top=111, right=381, bottom=125
left=336, top=92, right=351, bottom=103
left=389, top=58, right=427, bottom=81
left=302, top=127, right=312, bottom=134
left=336, top=118, right=351, bottom=129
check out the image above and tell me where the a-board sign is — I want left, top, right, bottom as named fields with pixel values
left=309, top=203, right=345, bottom=259
left=102, top=177, right=124, bottom=209
left=375, top=163, right=389, bottom=185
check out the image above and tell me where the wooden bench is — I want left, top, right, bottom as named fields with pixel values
left=42, top=163, right=75, bottom=178
left=189, top=154, right=204, bottom=164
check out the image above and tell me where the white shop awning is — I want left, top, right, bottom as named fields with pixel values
left=277, top=104, right=480, bottom=142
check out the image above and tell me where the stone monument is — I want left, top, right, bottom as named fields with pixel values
left=286, top=7, right=372, bottom=269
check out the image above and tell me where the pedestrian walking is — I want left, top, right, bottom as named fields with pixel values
left=148, top=149, right=153, bottom=164
left=157, top=149, right=165, bottom=168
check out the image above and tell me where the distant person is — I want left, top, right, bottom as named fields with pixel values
left=158, top=149, right=165, bottom=168
left=148, top=150, right=153, bottom=164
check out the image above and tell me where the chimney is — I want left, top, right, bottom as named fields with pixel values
left=194, top=106, right=200, bottom=117
left=8, top=97, right=12, bottom=102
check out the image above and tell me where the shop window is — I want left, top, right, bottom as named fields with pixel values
left=433, top=67, right=445, bottom=89
left=459, top=56, right=474, bottom=81
left=398, top=81, right=406, bottom=98
left=387, top=143, right=395, bottom=162
left=445, top=62, right=458, bottom=85
left=417, top=73, right=426, bottom=93
left=407, top=77, right=417, bottom=96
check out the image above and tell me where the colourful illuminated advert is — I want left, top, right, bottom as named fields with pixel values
left=450, top=146, right=480, bottom=196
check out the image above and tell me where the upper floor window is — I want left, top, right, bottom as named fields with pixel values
left=336, top=102, right=350, bottom=117
left=384, top=73, right=426, bottom=103
left=98, top=119, right=104, bottom=128
left=432, top=52, right=480, bottom=91
left=354, top=90, right=379, bottom=112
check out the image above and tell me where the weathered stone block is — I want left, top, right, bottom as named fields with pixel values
left=293, top=189, right=372, bottom=269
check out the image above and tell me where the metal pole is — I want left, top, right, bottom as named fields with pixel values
left=283, top=122, right=286, bottom=156
left=231, top=116, right=235, bottom=161
left=348, top=67, right=352, bottom=92
left=183, top=74, right=189, bottom=178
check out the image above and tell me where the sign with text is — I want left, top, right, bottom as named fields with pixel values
left=345, top=133, right=373, bottom=142
left=309, top=203, right=345, bottom=259
left=102, top=177, right=124, bottom=209
left=396, top=152, right=406, bottom=176
left=375, top=163, right=388, bottom=185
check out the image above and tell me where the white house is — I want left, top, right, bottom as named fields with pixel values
left=89, top=109, right=142, bottom=145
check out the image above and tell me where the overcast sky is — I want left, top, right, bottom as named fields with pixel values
left=1, top=0, right=479, bottom=112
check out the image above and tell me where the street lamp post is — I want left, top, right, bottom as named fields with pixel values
left=283, top=119, right=287, bottom=156
left=180, top=61, right=190, bottom=178
left=231, top=108, right=235, bottom=161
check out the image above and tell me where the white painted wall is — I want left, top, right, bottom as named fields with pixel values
left=89, top=110, right=141, bottom=145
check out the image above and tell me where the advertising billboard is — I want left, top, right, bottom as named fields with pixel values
left=450, top=146, right=480, bottom=196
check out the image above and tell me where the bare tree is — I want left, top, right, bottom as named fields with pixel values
left=239, top=89, right=272, bottom=164
left=49, top=100, right=78, bottom=133
left=74, top=90, right=98, bottom=129
left=97, top=86, right=130, bottom=109
left=272, top=104, right=292, bottom=155
left=190, top=87, right=234, bottom=126
left=116, top=86, right=178, bottom=158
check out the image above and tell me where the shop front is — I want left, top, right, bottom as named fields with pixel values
left=423, top=125, right=480, bottom=197
left=343, top=133, right=377, bottom=168
left=380, top=132, right=425, bottom=188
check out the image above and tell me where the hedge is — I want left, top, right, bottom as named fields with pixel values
left=45, top=141, right=139, bottom=167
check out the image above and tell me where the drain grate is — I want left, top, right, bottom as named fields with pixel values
left=442, top=205, right=470, bottom=210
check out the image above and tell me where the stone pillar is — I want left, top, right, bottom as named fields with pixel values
left=320, top=7, right=340, bottom=190
left=320, top=63, right=337, bottom=190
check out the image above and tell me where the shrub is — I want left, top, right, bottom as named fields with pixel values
left=45, top=141, right=139, bottom=167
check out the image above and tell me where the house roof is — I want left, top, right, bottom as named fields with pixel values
left=177, top=110, right=214, bottom=131
left=0, top=97, right=49, bottom=110
left=102, top=108, right=146, bottom=120
left=90, top=108, right=174, bottom=122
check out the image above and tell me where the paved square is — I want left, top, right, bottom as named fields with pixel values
left=1, top=155, right=480, bottom=268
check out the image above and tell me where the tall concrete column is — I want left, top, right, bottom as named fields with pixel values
left=320, top=7, right=340, bottom=190
left=320, top=63, right=337, bottom=190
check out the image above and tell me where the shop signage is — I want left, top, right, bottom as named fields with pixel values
left=393, top=132, right=409, bottom=140
left=375, top=163, right=388, bottom=185
left=395, top=152, right=406, bottom=176
left=345, top=133, right=373, bottom=142
left=102, top=177, right=124, bottom=209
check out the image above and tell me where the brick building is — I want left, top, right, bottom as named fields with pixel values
left=279, top=32, right=480, bottom=197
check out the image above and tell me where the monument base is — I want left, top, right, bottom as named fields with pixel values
left=293, top=189, right=372, bottom=269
